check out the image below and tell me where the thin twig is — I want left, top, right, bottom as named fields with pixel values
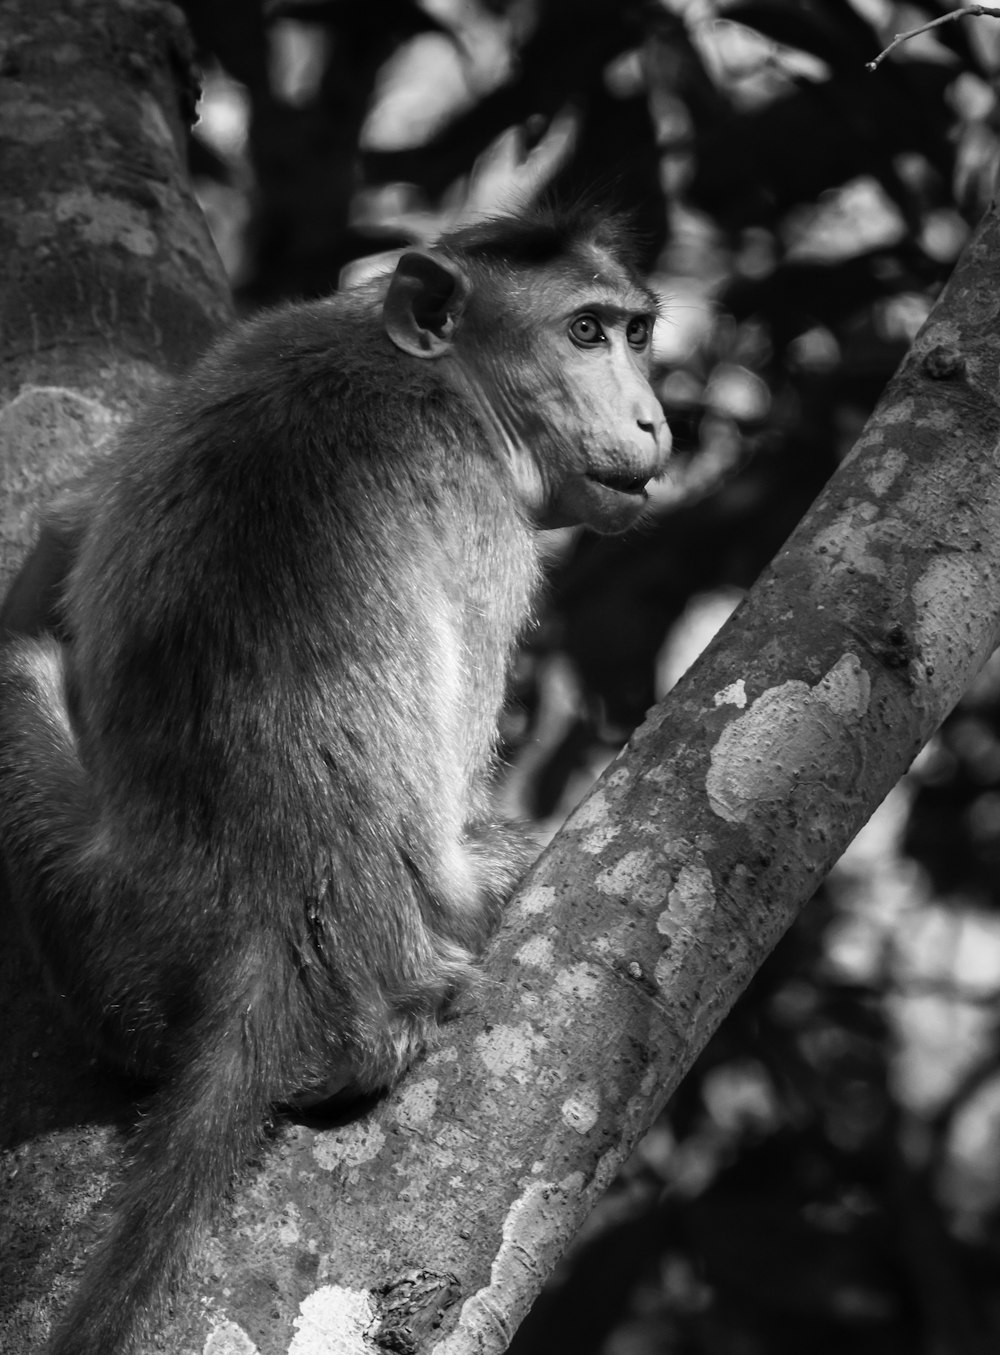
left=867, top=4, right=1000, bottom=71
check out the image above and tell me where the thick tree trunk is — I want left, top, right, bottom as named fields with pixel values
left=0, top=0, right=231, bottom=582
left=4, top=3, right=1000, bottom=1354
left=0, top=2, right=231, bottom=1351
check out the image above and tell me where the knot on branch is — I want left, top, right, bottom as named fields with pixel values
left=377, top=1269, right=463, bottom=1353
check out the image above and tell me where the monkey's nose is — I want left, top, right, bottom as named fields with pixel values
left=638, top=412, right=671, bottom=458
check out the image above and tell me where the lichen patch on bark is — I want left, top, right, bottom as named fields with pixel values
left=394, top=1077, right=440, bottom=1131
left=514, top=883, right=557, bottom=917
left=551, top=962, right=604, bottom=1013
left=202, top=1318, right=260, bottom=1354
left=864, top=446, right=908, bottom=497
left=514, top=935, right=556, bottom=970
left=0, top=386, right=120, bottom=541
left=660, top=860, right=716, bottom=929
left=705, top=654, right=870, bottom=824
left=595, top=848, right=657, bottom=901
left=569, top=786, right=625, bottom=856
left=913, top=554, right=999, bottom=702
left=312, top=1121, right=387, bottom=1173
left=713, top=678, right=747, bottom=708
left=52, top=186, right=157, bottom=254
left=475, top=1022, right=549, bottom=1082
left=560, top=1083, right=600, bottom=1135
left=287, top=1285, right=376, bottom=1354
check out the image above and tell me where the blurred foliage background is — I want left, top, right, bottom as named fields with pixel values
left=177, top=1, right=1000, bottom=1349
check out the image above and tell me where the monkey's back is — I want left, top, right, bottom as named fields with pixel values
left=59, top=296, right=540, bottom=1091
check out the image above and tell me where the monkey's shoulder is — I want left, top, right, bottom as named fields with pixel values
left=196, top=293, right=442, bottom=416
left=100, top=296, right=480, bottom=513
left=62, top=289, right=530, bottom=641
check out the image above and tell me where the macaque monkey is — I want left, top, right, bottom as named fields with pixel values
left=0, top=205, right=670, bottom=1355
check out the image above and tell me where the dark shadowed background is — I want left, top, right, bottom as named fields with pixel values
left=178, top=2, right=1000, bottom=1350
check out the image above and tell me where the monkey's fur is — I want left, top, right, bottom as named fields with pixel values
left=0, top=207, right=669, bottom=1355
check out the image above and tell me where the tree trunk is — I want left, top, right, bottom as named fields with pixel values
left=0, top=1, right=231, bottom=1350
left=4, top=3, right=1000, bottom=1354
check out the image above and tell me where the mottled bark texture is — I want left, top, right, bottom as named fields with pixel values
left=0, top=0, right=231, bottom=578
left=4, top=4, right=1000, bottom=1355
left=0, top=1, right=230, bottom=1351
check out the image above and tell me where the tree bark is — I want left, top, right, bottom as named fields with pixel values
left=0, top=0, right=231, bottom=570
left=0, top=1, right=230, bottom=1351
left=4, top=3, right=1000, bottom=1355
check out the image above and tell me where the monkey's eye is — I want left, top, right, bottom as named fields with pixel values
left=627, top=316, right=651, bottom=350
left=569, top=314, right=606, bottom=348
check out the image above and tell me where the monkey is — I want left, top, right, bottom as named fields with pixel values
left=0, top=204, right=670, bottom=1355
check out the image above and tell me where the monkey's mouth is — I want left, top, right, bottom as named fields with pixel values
left=587, top=471, right=650, bottom=497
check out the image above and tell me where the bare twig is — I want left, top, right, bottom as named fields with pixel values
left=867, top=4, right=1000, bottom=71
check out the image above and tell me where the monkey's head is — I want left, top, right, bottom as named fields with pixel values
left=381, top=211, right=671, bottom=535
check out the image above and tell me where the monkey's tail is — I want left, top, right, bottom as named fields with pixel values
left=0, top=641, right=279, bottom=1353
left=48, top=991, right=276, bottom=1355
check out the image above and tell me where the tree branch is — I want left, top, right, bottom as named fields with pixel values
left=867, top=5, right=1000, bottom=71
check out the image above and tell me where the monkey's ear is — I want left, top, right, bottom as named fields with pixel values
left=383, top=251, right=471, bottom=359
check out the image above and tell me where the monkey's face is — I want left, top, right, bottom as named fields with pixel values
left=382, top=244, right=671, bottom=535
left=528, top=295, right=671, bottom=534
left=466, top=275, right=672, bottom=536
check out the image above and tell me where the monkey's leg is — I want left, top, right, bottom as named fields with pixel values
left=463, top=817, right=538, bottom=926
